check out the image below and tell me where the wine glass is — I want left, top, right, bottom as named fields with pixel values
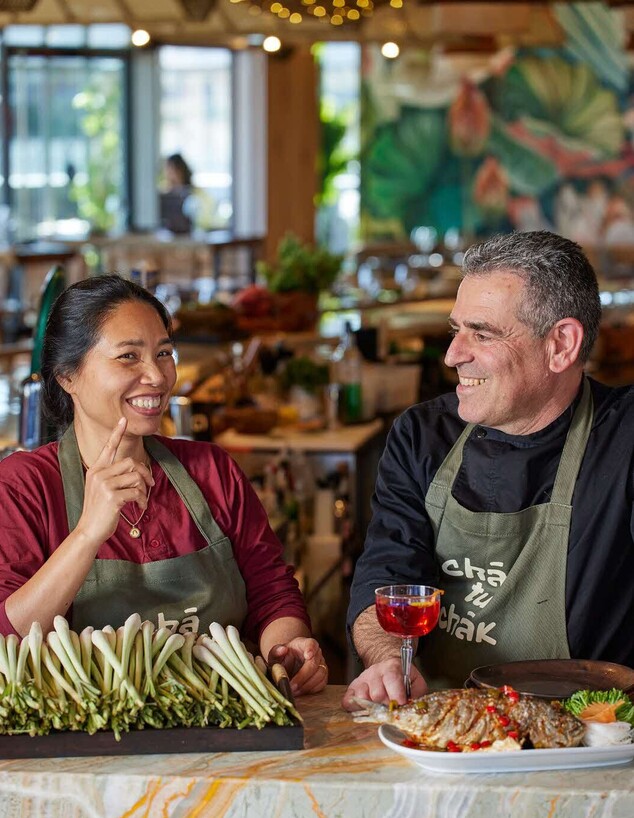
left=375, top=584, right=443, bottom=700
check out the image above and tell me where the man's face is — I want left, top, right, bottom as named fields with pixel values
left=445, top=272, right=555, bottom=434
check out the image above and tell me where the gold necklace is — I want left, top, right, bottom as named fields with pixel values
left=81, top=453, right=153, bottom=539
left=119, top=482, right=153, bottom=538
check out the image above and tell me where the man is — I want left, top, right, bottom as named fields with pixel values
left=343, top=230, right=634, bottom=710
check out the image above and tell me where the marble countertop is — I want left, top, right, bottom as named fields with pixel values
left=0, top=685, right=632, bottom=817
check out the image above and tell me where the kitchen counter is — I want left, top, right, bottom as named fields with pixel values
left=0, top=686, right=632, bottom=817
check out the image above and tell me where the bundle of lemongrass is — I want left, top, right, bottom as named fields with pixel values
left=0, top=615, right=300, bottom=739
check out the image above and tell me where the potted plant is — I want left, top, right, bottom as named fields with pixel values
left=257, top=234, right=342, bottom=331
left=280, top=356, right=330, bottom=422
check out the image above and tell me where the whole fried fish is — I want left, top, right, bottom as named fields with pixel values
left=353, top=687, right=584, bottom=750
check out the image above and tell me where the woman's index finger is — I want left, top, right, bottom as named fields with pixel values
left=95, top=417, right=127, bottom=466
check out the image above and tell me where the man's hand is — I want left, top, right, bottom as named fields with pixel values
left=267, top=637, right=328, bottom=696
left=341, top=657, right=428, bottom=711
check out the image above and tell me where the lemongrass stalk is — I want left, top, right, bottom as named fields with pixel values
left=208, top=623, right=247, bottom=681
left=89, top=658, right=104, bottom=691
left=111, top=626, right=125, bottom=692
left=91, top=630, right=141, bottom=705
left=6, top=634, right=18, bottom=688
left=198, top=634, right=254, bottom=692
left=166, top=653, right=209, bottom=696
left=53, top=616, right=92, bottom=686
left=202, top=637, right=274, bottom=713
left=79, top=627, right=94, bottom=678
left=133, top=631, right=143, bottom=694
left=118, top=614, right=141, bottom=701
left=98, top=630, right=115, bottom=695
left=16, top=636, right=30, bottom=685
left=41, top=643, right=83, bottom=706
left=226, top=626, right=271, bottom=700
left=27, top=622, right=44, bottom=688
left=255, top=655, right=268, bottom=675
left=193, top=644, right=270, bottom=721
left=69, top=629, right=81, bottom=665
left=142, top=620, right=155, bottom=696
left=252, top=661, right=302, bottom=720
left=151, top=627, right=171, bottom=658
left=152, top=633, right=185, bottom=679
left=0, top=635, right=10, bottom=681
left=180, top=633, right=196, bottom=670
left=47, top=632, right=87, bottom=695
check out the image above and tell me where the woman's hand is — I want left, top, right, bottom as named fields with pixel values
left=268, top=637, right=328, bottom=696
left=75, top=418, right=154, bottom=547
left=341, top=657, right=428, bottom=711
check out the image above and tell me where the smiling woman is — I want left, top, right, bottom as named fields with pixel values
left=0, top=276, right=328, bottom=696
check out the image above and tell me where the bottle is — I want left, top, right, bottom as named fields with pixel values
left=336, top=322, right=363, bottom=424
left=19, top=264, right=66, bottom=449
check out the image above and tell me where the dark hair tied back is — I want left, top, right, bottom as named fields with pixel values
left=41, top=275, right=172, bottom=432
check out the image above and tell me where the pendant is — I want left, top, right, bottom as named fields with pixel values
left=129, top=526, right=141, bottom=539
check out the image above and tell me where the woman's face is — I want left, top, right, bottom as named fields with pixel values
left=61, top=300, right=176, bottom=441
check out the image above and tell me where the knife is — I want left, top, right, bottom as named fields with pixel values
left=271, top=662, right=295, bottom=704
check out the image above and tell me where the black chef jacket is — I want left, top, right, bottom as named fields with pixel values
left=348, top=377, right=634, bottom=668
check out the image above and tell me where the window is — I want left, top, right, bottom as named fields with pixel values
left=159, top=47, right=233, bottom=231
left=1, top=25, right=129, bottom=242
left=316, top=42, right=361, bottom=254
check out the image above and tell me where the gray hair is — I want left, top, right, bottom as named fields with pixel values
left=462, top=231, right=601, bottom=362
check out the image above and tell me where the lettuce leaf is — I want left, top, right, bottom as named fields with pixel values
left=563, top=689, right=634, bottom=726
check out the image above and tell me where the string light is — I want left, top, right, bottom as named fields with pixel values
left=233, top=0, right=396, bottom=27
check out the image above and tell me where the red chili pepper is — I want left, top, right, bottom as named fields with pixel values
left=507, top=730, right=519, bottom=740
left=497, top=714, right=511, bottom=727
left=479, top=740, right=492, bottom=748
left=470, top=742, right=481, bottom=751
left=502, top=685, right=515, bottom=695
left=446, top=741, right=461, bottom=753
left=486, top=704, right=497, bottom=713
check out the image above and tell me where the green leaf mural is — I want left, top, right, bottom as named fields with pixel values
left=488, top=116, right=559, bottom=197
left=498, top=56, right=623, bottom=158
left=362, top=106, right=446, bottom=233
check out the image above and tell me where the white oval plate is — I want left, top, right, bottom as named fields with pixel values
left=378, top=725, right=634, bottom=775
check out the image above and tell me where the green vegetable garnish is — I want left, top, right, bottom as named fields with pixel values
left=563, top=688, right=634, bottom=726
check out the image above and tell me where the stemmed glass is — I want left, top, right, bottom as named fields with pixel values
left=375, top=584, right=443, bottom=700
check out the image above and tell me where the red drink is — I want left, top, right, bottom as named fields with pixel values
left=375, top=595, right=440, bottom=638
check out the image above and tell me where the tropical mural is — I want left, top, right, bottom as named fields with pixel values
left=360, top=2, right=634, bottom=247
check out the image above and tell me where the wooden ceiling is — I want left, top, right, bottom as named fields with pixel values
left=2, top=1, right=634, bottom=47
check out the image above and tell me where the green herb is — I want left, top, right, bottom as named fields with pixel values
left=563, top=688, right=634, bottom=726
left=280, top=356, right=330, bottom=394
left=257, top=233, right=342, bottom=294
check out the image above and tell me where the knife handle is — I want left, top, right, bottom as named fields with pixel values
left=271, top=662, right=295, bottom=703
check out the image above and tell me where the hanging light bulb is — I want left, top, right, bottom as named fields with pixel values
left=263, top=36, right=282, bottom=52
left=381, top=41, right=400, bottom=59
left=131, top=30, right=151, bottom=47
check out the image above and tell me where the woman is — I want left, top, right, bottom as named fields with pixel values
left=161, top=153, right=215, bottom=233
left=0, top=275, right=327, bottom=695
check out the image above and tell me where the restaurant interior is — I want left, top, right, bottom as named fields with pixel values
left=2, top=0, right=634, bottom=690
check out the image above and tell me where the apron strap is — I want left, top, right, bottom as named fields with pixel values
left=143, top=436, right=226, bottom=544
left=58, top=425, right=87, bottom=532
left=58, top=427, right=226, bottom=545
left=549, top=377, right=593, bottom=505
left=431, top=422, right=474, bottom=490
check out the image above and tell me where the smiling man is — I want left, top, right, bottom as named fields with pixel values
left=343, top=230, right=634, bottom=710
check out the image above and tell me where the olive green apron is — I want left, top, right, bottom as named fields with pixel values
left=57, top=426, right=248, bottom=634
left=421, top=379, right=593, bottom=688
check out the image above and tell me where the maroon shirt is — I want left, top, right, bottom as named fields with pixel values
left=0, top=435, right=309, bottom=640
